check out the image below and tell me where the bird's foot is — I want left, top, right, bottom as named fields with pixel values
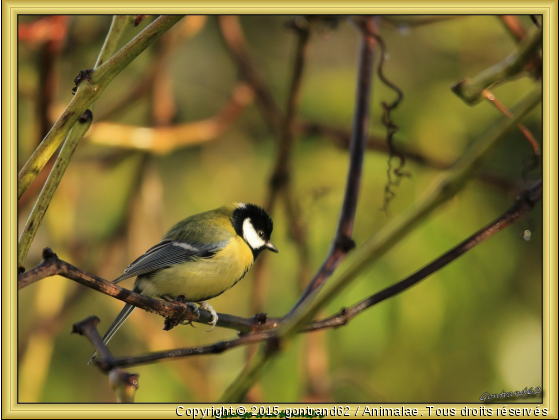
left=199, top=301, right=218, bottom=331
left=163, top=295, right=200, bottom=330
left=179, top=302, right=200, bottom=328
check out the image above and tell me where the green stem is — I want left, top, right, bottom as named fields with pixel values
left=220, top=86, right=542, bottom=402
left=220, top=350, right=272, bottom=402
left=95, top=16, right=134, bottom=68
left=18, top=111, right=93, bottom=267
left=452, top=26, right=542, bottom=105
left=17, top=15, right=183, bottom=199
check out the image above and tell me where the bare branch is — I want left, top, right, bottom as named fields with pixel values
left=307, top=180, right=543, bottom=331
left=18, top=248, right=278, bottom=334
left=86, top=83, right=254, bottom=153
left=297, top=122, right=519, bottom=191
left=218, top=15, right=283, bottom=133
left=288, top=16, right=379, bottom=314
left=481, top=89, right=541, bottom=156
left=72, top=316, right=140, bottom=402
left=499, top=15, right=528, bottom=42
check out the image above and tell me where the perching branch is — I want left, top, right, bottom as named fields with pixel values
left=18, top=248, right=278, bottom=334
left=18, top=15, right=183, bottom=199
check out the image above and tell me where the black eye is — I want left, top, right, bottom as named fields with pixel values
left=258, top=230, right=264, bottom=238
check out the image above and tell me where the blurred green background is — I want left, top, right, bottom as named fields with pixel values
left=17, top=15, right=543, bottom=403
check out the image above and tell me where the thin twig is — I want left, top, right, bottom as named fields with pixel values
left=381, top=15, right=463, bottom=28
left=297, top=122, right=519, bottom=192
left=481, top=89, right=541, bottom=156
left=499, top=15, right=527, bottom=42
left=258, top=17, right=312, bottom=307
left=244, top=17, right=312, bottom=400
left=18, top=15, right=184, bottom=199
left=34, top=16, right=69, bottom=145
left=86, top=83, right=254, bottom=153
left=287, top=16, right=379, bottom=314
left=95, top=16, right=134, bottom=68
left=266, top=18, right=311, bottom=210
left=217, top=15, right=283, bottom=133
left=364, top=30, right=407, bottom=213
left=306, top=179, right=542, bottom=331
left=72, top=316, right=140, bottom=402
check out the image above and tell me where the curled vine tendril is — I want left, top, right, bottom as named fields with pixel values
left=372, top=33, right=408, bottom=214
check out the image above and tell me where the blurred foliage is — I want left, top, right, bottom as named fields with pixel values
left=17, top=15, right=543, bottom=403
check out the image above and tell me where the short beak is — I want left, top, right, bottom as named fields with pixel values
left=265, top=242, right=279, bottom=253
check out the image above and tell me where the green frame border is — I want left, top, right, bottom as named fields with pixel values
left=3, top=1, right=558, bottom=418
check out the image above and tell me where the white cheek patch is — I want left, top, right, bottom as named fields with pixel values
left=243, top=218, right=266, bottom=249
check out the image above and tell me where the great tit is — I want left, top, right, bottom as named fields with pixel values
left=89, top=203, right=277, bottom=364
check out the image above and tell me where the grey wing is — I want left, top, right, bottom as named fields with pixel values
left=113, top=240, right=226, bottom=283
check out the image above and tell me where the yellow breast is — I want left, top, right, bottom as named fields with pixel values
left=138, top=236, right=254, bottom=302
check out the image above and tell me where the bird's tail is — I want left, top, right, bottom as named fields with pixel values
left=87, top=286, right=140, bottom=365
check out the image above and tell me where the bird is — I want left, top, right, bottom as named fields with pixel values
left=88, top=203, right=277, bottom=364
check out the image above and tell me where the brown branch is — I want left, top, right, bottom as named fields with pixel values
left=94, top=63, right=158, bottom=122
left=94, top=179, right=541, bottom=369
left=94, top=16, right=207, bottom=123
left=287, top=16, right=379, bottom=314
left=35, top=16, right=70, bottom=145
left=18, top=248, right=278, bottom=334
left=264, top=17, right=312, bottom=293
left=497, top=15, right=542, bottom=79
left=72, top=316, right=116, bottom=365
left=296, top=121, right=520, bottom=192
left=72, top=316, right=140, bottom=402
left=87, top=83, right=254, bottom=153
left=381, top=15, right=463, bottom=28
left=245, top=17, right=313, bottom=400
left=306, top=179, right=543, bottom=331
left=266, top=18, right=311, bottom=208
left=481, top=89, right=541, bottom=156
left=499, top=15, right=527, bottom=42
left=218, top=15, right=283, bottom=133
left=106, top=330, right=277, bottom=370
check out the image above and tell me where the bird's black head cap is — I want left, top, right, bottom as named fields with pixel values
left=231, top=203, right=277, bottom=258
